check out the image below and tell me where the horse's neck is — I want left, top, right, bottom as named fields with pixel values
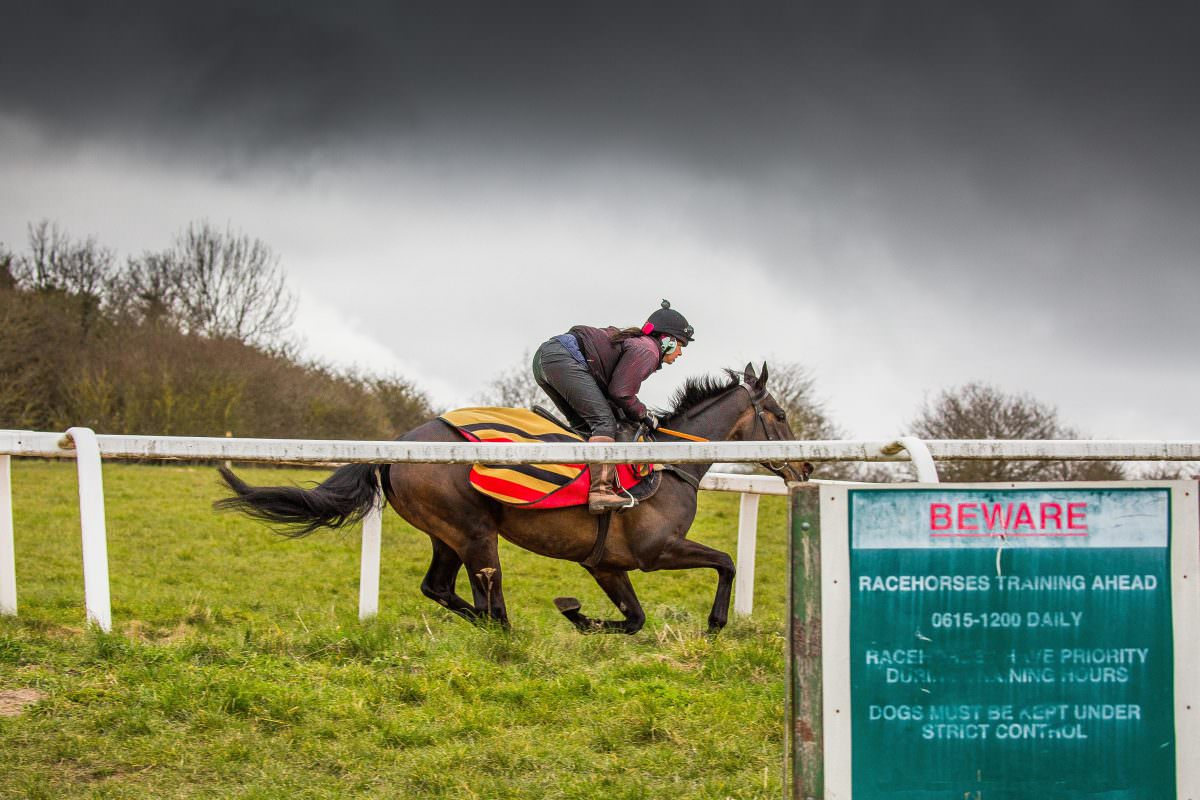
left=662, top=392, right=745, bottom=442
left=660, top=390, right=747, bottom=482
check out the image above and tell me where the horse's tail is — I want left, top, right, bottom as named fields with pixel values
left=214, top=463, right=388, bottom=538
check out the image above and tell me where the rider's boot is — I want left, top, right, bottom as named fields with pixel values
left=587, top=436, right=627, bottom=514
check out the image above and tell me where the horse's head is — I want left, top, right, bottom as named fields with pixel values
left=733, top=363, right=812, bottom=483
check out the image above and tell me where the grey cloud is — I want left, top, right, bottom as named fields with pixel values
left=4, top=1, right=1198, bottom=361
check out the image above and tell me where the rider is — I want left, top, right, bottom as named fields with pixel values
left=532, top=299, right=695, bottom=514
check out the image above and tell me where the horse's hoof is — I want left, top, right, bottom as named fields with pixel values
left=554, top=597, right=582, bottom=614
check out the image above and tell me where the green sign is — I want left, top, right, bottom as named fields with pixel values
left=846, top=487, right=1175, bottom=799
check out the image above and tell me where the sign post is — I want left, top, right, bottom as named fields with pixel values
left=792, top=481, right=1199, bottom=799
left=790, top=483, right=824, bottom=799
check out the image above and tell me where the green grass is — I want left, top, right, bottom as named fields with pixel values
left=1, top=461, right=791, bottom=799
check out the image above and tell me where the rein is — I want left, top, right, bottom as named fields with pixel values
left=654, top=426, right=708, bottom=442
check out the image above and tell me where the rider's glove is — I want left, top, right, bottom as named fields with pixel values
left=641, top=413, right=659, bottom=430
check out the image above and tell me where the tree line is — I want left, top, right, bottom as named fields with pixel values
left=3, top=220, right=1186, bottom=479
left=1, top=221, right=433, bottom=440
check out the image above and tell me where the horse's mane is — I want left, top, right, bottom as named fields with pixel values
left=660, top=370, right=742, bottom=418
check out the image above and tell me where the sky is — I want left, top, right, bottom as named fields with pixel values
left=2, top=2, right=1198, bottom=440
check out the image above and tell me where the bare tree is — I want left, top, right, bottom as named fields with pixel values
left=763, top=361, right=867, bottom=479
left=16, top=220, right=116, bottom=297
left=168, top=221, right=296, bottom=347
left=109, top=222, right=296, bottom=348
left=910, top=381, right=1125, bottom=482
left=108, top=251, right=179, bottom=326
left=768, top=361, right=843, bottom=440
left=475, top=351, right=553, bottom=409
left=12, top=221, right=118, bottom=334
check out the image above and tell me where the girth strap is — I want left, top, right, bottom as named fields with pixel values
left=582, top=511, right=612, bottom=569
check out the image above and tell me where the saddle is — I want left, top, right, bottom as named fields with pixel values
left=438, top=407, right=661, bottom=510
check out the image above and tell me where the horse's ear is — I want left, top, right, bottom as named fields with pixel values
left=760, top=362, right=769, bottom=387
left=743, top=362, right=757, bottom=385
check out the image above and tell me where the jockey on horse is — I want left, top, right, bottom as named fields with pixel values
left=532, top=299, right=695, bottom=515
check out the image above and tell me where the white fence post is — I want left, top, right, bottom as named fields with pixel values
left=67, top=428, right=112, bottom=632
left=734, top=491, right=761, bottom=616
left=1, top=454, right=16, bottom=616
left=358, top=475, right=383, bottom=621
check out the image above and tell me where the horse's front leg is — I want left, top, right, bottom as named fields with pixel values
left=648, top=538, right=735, bottom=632
left=555, top=568, right=645, bottom=634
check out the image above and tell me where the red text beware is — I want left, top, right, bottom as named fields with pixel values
left=930, top=502, right=1088, bottom=535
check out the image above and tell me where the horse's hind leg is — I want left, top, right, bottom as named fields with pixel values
left=420, top=538, right=480, bottom=623
left=555, top=568, right=645, bottom=634
left=385, top=463, right=510, bottom=628
left=463, top=538, right=510, bottom=628
left=421, top=536, right=510, bottom=628
left=648, top=539, right=735, bottom=633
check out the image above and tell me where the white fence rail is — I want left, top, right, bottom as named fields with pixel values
left=4, top=429, right=1200, bottom=463
left=2, top=428, right=1198, bottom=631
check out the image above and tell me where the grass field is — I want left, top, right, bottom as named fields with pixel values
left=0, top=461, right=792, bottom=799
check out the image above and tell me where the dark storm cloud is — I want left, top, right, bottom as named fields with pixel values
left=5, top=2, right=1198, bottom=165
left=4, top=1, right=1199, bottom=347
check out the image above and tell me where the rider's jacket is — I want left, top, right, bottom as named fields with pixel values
left=568, top=325, right=662, bottom=421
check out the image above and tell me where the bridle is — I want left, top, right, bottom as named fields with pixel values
left=740, top=385, right=800, bottom=480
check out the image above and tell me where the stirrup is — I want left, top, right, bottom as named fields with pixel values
left=614, top=483, right=639, bottom=513
left=588, top=490, right=628, bottom=515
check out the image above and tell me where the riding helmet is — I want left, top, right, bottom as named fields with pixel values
left=642, top=299, right=695, bottom=343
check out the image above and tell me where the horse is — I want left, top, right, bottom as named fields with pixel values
left=215, top=363, right=806, bottom=634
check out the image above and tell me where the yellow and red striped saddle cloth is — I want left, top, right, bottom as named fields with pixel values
left=438, top=407, right=655, bottom=509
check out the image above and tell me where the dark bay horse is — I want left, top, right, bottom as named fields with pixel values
left=216, top=363, right=805, bottom=633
